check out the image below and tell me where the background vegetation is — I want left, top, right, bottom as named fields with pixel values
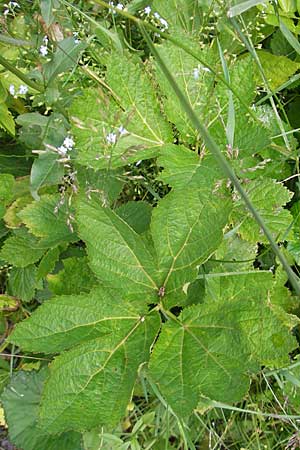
left=2, top=0, right=300, bottom=449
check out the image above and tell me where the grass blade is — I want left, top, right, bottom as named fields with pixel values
left=227, top=0, right=270, bottom=18
left=217, top=38, right=235, bottom=149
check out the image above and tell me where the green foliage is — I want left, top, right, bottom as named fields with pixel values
left=1, top=1, right=300, bottom=448
left=2, top=368, right=83, bottom=450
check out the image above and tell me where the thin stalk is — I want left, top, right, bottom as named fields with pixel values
left=139, top=24, right=300, bottom=297
left=207, top=400, right=300, bottom=420
left=0, top=54, right=43, bottom=92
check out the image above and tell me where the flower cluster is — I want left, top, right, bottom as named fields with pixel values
left=108, top=1, right=125, bottom=13
left=105, top=125, right=128, bottom=145
left=192, top=65, right=211, bottom=80
left=143, top=6, right=169, bottom=32
left=3, top=1, right=19, bottom=15
left=9, top=84, right=28, bottom=96
left=57, top=136, right=75, bottom=158
left=73, top=32, right=80, bottom=44
left=39, top=36, right=49, bottom=57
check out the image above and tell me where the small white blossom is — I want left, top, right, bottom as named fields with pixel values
left=9, top=84, right=15, bottom=96
left=57, top=145, right=68, bottom=156
left=8, top=1, right=20, bottom=7
left=154, top=12, right=160, bottom=19
left=116, top=3, right=124, bottom=10
left=144, top=6, right=151, bottom=15
left=118, top=125, right=128, bottom=136
left=39, top=45, right=48, bottom=56
left=63, top=136, right=75, bottom=149
left=3, top=9, right=9, bottom=15
left=73, top=32, right=80, bottom=44
left=159, top=17, right=168, bottom=29
left=18, top=85, right=28, bottom=95
left=108, top=1, right=116, bottom=13
left=193, top=68, right=200, bottom=80
left=106, top=132, right=117, bottom=144
left=43, top=35, right=48, bottom=44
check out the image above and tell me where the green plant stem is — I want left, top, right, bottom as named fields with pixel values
left=139, top=24, right=300, bottom=297
left=0, top=34, right=34, bottom=47
left=0, top=54, right=43, bottom=92
left=206, top=400, right=300, bottom=420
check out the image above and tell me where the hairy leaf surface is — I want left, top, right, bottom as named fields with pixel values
left=77, top=198, right=159, bottom=299
left=150, top=272, right=296, bottom=416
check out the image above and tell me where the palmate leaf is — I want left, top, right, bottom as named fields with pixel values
left=9, top=286, right=160, bottom=433
left=77, top=187, right=230, bottom=306
left=70, top=53, right=172, bottom=170
left=149, top=272, right=297, bottom=417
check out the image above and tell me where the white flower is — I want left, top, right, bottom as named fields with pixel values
left=73, top=32, right=80, bottom=44
left=154, top=12, right=160, bottom=19
left=116, top=3, right=124, bottom=10
left=9, top=84, right=15, bottom=96
left=118, top=125, right=128, bottom=136
left=106, top=132, right=117, bottom=144
left=8, top=1, right=19, bottom=7
left=108, top=1, right=116, bottom=13
left=3, top=9, right=9, bottom=15
left=193, top=68, right=200, bottom=80
left=39, top=45, right=48, bottom=56
left=159, top=17, right=168, bottom=29
left=144, top=6, right=151, bottom=14
left=57, top=145, right=68, bottom=156
left=18, top=85, right=28, bottom=95
left=43, top=35, right=48, bottom=44
left=63, top=136, right=75, bottom=149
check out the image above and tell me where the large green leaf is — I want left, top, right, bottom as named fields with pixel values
left=256, top=50, right=300, bottom=90
left=30, top=152, right=64, bottom=200
left=70, top=53, right=172, bottom=169
left=43, top=37, right=86, bottom=85
left=151, top=189, right=231, bottom=305
left=19, top=194, right=77, bottom=246
left=157, top=145, right=222, bottom=191
left=155, top=40, right=216, bottom=145
left=47, top=256, right=97, bottom=296
left=1, top=369, right=83, bottom=450
left=78, top=188, right=230, bottom=307
left=0, top=228, right=46, bottom=267
left=0, top=173, right=15, bottom=205
left=231, top=178, right=293, bottom=243
left=204, top=271, right=297, bottom=364
left=77, top=198, right=159, bottom=299
left=9, top=286, right=160, bottom=432
left=8, top=265, right=37, bottom=302
left=149, top=272, right=296, bottom=417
